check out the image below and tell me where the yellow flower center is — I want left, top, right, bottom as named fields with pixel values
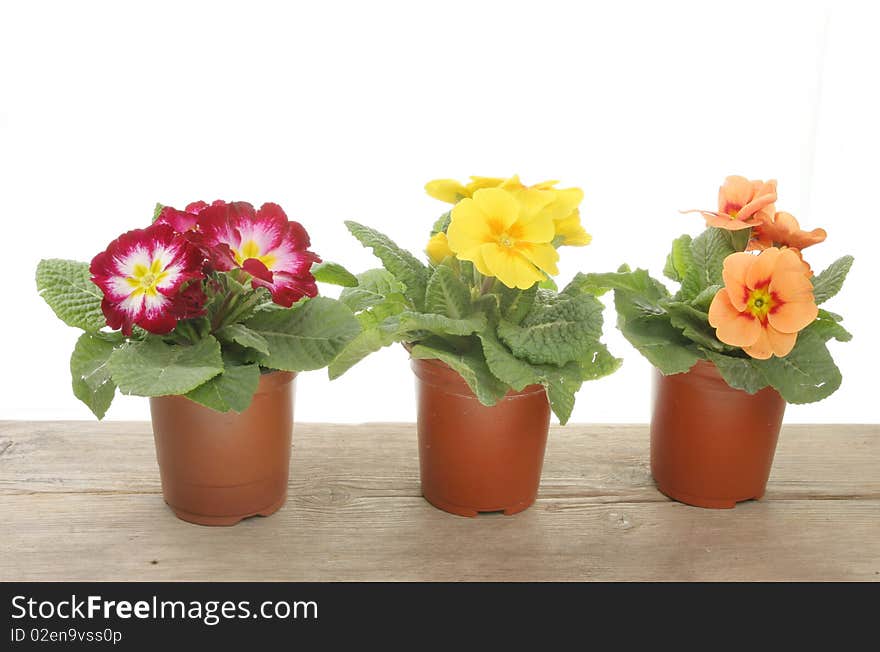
left=499, top=235, right=514, bottom=248
left=746, top=286, right=776, bottom=321
left=126, top=259, right=168, bottom=298
left=233, top=240, right=276, bottom=269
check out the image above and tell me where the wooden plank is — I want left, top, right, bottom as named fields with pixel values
left=0, top=422, right=878, bottom=581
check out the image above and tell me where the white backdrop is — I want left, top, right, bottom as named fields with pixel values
left=2, top=0, right=876, bottom=423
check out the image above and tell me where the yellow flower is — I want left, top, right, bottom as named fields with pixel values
left=425, top=232, right=453, bottom=264
left=447, top=187, right=559, bottom=289
left=424, top=176, right=507, bottom=204
left=500, top=175, right=590, bottom=247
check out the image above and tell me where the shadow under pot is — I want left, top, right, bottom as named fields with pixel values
left=411, top=356, right=551, bottom=517
left=149, top=371, right=296, bottom=526
left=650, top=360, right=785, bottom=509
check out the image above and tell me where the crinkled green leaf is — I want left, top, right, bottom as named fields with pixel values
left=36, top=259, right=107, bottom=332
left=575, top=341, right=623, bottom=382
left=425, top=264, right=471, bottom=319
left=185, top=362, right=261, bottom=412
left=497, top=290, right=605, bottom=366
left=811, top=255, right=853, bottom=305
left=478, top=330, right=541, bottom=392
left=804, top=316, right=852, bottom=343
left=539, top=362, right=582, bottom=425
left=680, top=228, right=735, bottom=300
left=246, top=296, right=360, bottom=372
left=431, top=211, right=451, bottom=234
left=663, top=234, right=693, bottom=283
left=345, top=221, right=428, bottom=311
left=215, top=323, right=270, bottom=356
left=152, top=202, right=164, bottom=222
left=399, top=311, right=486, bottom=337
left=751, top=330, right=842, bottom=403
left=328, top=316, right=405, bottom=379
left=70, top=332, right=120, bottom=419
left=496, top=283, right=538, bottom=324
left=109, top=335, right=223, bottom=397
left=410, top=343, right=508, bottom=406
left=689, top=284, right=722, bottom=312
left=664, top=301, right=728, bottom=352
left=311, top=261, right=359, bottom=287
left=339, top=268, right=407, bottom=312
left=700, top=349, right=768, bottom=394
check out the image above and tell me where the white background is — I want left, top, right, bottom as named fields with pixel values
left=1, top=0, right=876, bottom=423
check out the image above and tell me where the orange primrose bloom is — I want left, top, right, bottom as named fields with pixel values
left=685, top=175, right=777, bottom=231
left=750, top=211, right=826, bottom=251
left=708, top=247, right=818, bottom=360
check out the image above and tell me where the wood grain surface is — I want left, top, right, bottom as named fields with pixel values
left=0, top=421, right=877, bottom=581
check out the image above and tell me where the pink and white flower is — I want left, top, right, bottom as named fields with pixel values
left=197, top=201, right=320, bottom=307
left=90, top=224, right=206, bottom=335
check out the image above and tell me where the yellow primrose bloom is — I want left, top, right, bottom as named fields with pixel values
left=447, top=187, right=560, bottom=290
left=426, top=231, right=453, bottom=264
left=425, top=176, right=507, bottom=204
left=500, top=175, right=590, bottom=247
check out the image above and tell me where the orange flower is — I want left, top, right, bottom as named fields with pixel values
left=750, top=211, right=826, bottom=251
left=685, top=175, right=777, bottom=231
left=708, top=247, right=818, bottom=359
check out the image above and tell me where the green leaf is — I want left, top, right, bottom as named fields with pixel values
left=36, top=259, right=107, bottom=332
left=245, top=296, right=360, bottom=372
left=539, top=362, right=582, bottom=425
left=616, top=311, right=701, bottom=375
left=496, top=290, right=605, bottom=366
left=152, top=202, right=164, bottom=222
left=425, top=265, right=471, bottom=319
left=680, top=228, right=735, bottom=300
left=311, top=261, right=359, bottom=287
left=478, top=330, right=541, bottom=392
left=109, top=336, right=223, bottom=397
left=811, top=255, right=853, bottom=305
left=327, top=316, right=404, bottom=379
left=664, top=301, right=728, bottom=352
left=410, top=343, right=508, bottom=406
left=185, top=362, right=261, bottom=412
left=215, top=323, right=270, bottom=356
left=689, top=284, right=721, bottom=312
left=398, top=311, right=486, bottom=337
left=496, top=283, right=538, bottom=324
left=804, top=316, right=853, bottom=343
left=70, top=332, right=120, bottom=419
left=339, top=268, right=407, bottom=312
left=431, top=211, right=451, bottom=234
left=663, top=234, right=693, bottom=283
left=700, top=349, right=768, bottom=394
left=538, top=276, right=558, bottom=291
left=751, top=331, right=842, bottom=403
left=345, top=221, right=429, bottom=311
left=575, top=341, right=623, bottom=382
left=573, top=267, right=669, bottom=299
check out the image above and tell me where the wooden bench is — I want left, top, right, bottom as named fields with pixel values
left=1, top=422, right=877, bottom=581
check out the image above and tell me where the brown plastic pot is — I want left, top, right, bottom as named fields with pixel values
left=412, top=356, right=551, bottom=517
left=650, top=359, right=786, bottom=509
left=149, top=371, right=296, bottom=526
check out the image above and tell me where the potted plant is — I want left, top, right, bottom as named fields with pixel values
left=329, top=175, right=621, bottom=516
left=584, top=175, right=853, bottom=508
left=36, top=200, right=359, bottom=525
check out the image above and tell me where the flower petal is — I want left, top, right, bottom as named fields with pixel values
left=721, top=252, right=756, bottom=310
left=448, top=197, right=494, bottom=252
left=743, top=328, right=774, bottom=360
left=768, top=297, right=818, bottom=333
left=471, top=188, right=519, bottom=232
left=766, top=325, right=798, bottom=357
left=425, top=179, right=467, bottom=203
left=745, top=247, right=781, bottom=289
left=709, top=289, right=761, bottom=346
left=480, top=242, right=543, bottom=289
left=517, top=242, right=560, bottom=276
